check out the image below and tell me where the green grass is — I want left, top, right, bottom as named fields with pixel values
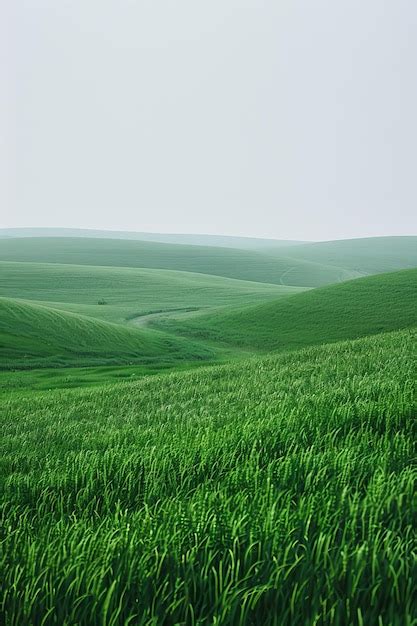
left=157, top=269, right=417, bottom=353
left=1, top=329, right=416, bottom=625
left=280, top=236, right=417, bottom=275
left=0, top=297, right=216, bottom=369
left=0, top=237, right=360, bottom=287
left=0, top=361, right=226, bottom=395
left=0, top=261, right=302, bottom=324
left=2, top=233, right=416, bottom=624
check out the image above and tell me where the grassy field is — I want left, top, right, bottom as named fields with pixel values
left=0, top=297, right=217, bottom=369
left=1, top=329, right=416, bottom=625
left=1, top=233, right=416, bottom=624
left=0, top=261, right=301, bottom=324
left=157, top=269, right=417, bottom=353
left=0, top=237, right=360, bottom=287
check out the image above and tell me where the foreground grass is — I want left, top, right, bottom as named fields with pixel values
left=1, top=328, right=416, bottom=625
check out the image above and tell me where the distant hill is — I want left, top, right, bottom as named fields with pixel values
left=156, top=269, right=417, bottom=352
left=279, top=236, right=417, bottom=275
left=0, top=297, right=214, bottom=369
left=0, top=228, right=306, bottom=250
left=0, top=237, right=356, bottom=288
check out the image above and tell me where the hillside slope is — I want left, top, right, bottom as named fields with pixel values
left=0, top=297, right=214, bottom=369
left=156, top=269, right=417, bottom=352
left=0, top=237, right=358, bottom=287
left=279, top=236, right=417, bottom=274
left=0, top=261, right=302, bottom=324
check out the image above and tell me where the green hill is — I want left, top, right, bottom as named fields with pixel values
left=0, top=297, right=214, bottom=369
left=0, top=237, right=358, bottom=287
left=2, top=328, right=416, bottom=624
left=279, top=236, right=417, bottom=275
left=0, top=227, right=306, bottom=250
left=0, top=261, right=302, bottom=324
left=156, top=269, right=417, bottom=352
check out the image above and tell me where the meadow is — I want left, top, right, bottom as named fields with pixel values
left=1, top=329, right=416, bottom=625
left=1, top=232, right=416, bottom=625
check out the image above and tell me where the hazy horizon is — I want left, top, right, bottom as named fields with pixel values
left=1, top=225, right=417, bottom=244
left=4, top=1, right=417, bottom=240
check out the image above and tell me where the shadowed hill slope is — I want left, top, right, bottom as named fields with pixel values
left=0, top=297, right=215, bottom=369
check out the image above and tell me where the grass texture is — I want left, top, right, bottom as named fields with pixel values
left=1, top=329, right=416, bottom=625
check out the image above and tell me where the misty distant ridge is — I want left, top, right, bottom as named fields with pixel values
left=1, top=229, right=416, bottom=288
left=0, top=228, right=306, bottom=250
left=1, top=228, right=415, bottom=248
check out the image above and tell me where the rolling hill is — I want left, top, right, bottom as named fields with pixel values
left=0, top=237, right=359, bottom=288
left=279, top=236, right=417, bottom=275
left=2, top=230, right=416, bottom=624
left=155, top=268, right=417, bottom=352
left=0, top=261, right=302, bottom=324
left=0, top=297, right=215, bottom=369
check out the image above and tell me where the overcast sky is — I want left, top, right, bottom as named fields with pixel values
left=3, top=1, right=417, bottom=240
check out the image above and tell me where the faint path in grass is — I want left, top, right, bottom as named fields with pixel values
left=129, top=307, right=203, bottom=328
left=279, top=266, right=296, bottom=285
left=129, top=306, right=256, bottom=361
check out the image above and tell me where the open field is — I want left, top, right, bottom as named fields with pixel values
left=1, top=329, right=416, bottom=625
left=156, top=269, right=417, bottom=353
left=0, top=237, right=361, bottom=287
left=1, top=233, right=416, bottom=625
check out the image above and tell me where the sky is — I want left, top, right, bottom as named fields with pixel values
left=3, top=0, right=417, bottom=241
